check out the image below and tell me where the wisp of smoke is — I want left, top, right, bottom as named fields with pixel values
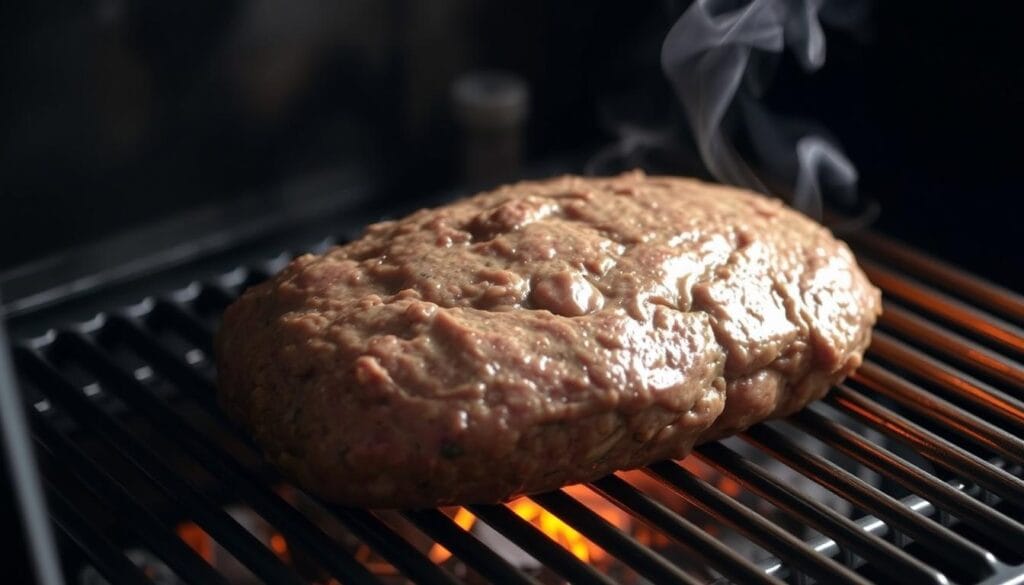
left=661, top=0, right=864, bottom=219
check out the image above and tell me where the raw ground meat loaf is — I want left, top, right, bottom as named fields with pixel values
left=215, top=171, right=881, bottom=508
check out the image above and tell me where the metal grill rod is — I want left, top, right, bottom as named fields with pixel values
left=106, top=313, right=241, bottom=439
left=827, top=386, right=1024, bottom=507
left=30, top=415, right=228, bottom=585
left=468, top=504, right=616, bottom=585
left=0, top=303, right=64, bottom=585
left=151, top=298, right=215, bottom=355
left=848, top=231, right=1024, bottom=323
left=44, top=483, right=152, bottom=585
left=531, top=489, right=700, bottom=585
left=590, top=475, right=782, bottom=585
left=741, top=423, right=1000, bottom=579
left=878, top=302, right=1024, bottom=389
left=790, top=408, right=1024, bottom=547
left=860, top=259, right=1024, bottom=356
left=754, top=479, right=970, bottom=579
left=323, top=507, right=461, bottom=585
left=403, top=509, right=541, bottom=585
left=694, top=442, right=957, bottom=583
left=17, top=348, right=307, bottom=585
left=646, top=461, right=872, bottom=585
left=869, top=333, right=1024, bottom=430
left=854, top=363, right=1024, bottom=465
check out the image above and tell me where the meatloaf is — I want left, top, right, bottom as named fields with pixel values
left=215, top=171, right=881, bottom=509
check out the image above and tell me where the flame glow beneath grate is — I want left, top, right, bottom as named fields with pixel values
left=427, top=485, right=615, bottom=565
left=510, top=491, right=597, bottom=562
left=177, top=522, right=214, bottom=564
left=428, top=507, right=478, bottom=563
left=426, top=464, right=732, bottom=567
left=166, top=453, right=763, bottom=581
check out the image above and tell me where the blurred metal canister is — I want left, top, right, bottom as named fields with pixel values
left=451, top=70, right=529, bottom=187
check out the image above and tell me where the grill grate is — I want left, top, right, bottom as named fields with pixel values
left=5, top=220, right=1024, bottom=585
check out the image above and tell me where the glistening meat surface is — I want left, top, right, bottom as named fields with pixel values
left=215, top=172, right=881, bottom=508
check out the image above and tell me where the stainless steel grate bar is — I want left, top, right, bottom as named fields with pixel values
left=647, top=461, right=872, bottom=585
left=827, top=385, right=1024, bottom=507
left=848, top=230, right=1024, bottom=324
left=531, top=489, right=701, bottom=585
left=741, top=423, right=1002, bottom=577
left=854, top=362, right=1024, bottom=465
left=790, top=407, right=1024, bottom=546
left=860, top=259, right=1024, bottom=356
left=590, top=475, right=783, bottom=585
left=694, top=442, right=959, bottom=583
left=878, top=302, right=1024, bottom=389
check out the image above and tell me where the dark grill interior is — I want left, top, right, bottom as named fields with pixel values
left=5, top=212, right=1024, bottom=584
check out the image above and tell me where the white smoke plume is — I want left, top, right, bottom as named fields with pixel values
left=662, top=0, right=865, bottom=219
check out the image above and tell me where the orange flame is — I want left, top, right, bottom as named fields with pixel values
left=428, top=483, right=627, bottom=565
left=269, top=533, right=290, bottom=562
left=176, top=521, right=290, bottom=565
left=176, top=523, right=214, bottom=563
left=510, top=490, right=597, bottom=563
left=356, top=544, right=398, bottom=575
left=427, top=507, right=478, bottom=563
left=423, top=463, right=744, bottom=567
left=175, top=460, right=744, bottom=575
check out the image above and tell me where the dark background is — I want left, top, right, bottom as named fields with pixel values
left=1, top=1, right=1021, bottom=291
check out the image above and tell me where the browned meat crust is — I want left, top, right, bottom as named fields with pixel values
left=215, top=172, right=881, bottom=508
